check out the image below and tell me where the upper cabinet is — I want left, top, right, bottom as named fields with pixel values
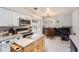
left=0, top=8, right=19, bottom=27
left=11, top=11, right=20, bottom=26
left=0, top=8, right=32, bottom=27
left=0, top=8, right=10, bottom=26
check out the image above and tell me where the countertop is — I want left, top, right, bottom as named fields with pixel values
left=0, top=34, right=22, bottom=41
left=14, top=32, right=44, bottom=48
left=70, top=35, right=79, bottom=51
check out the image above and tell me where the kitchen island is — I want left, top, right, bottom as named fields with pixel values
left=11, top=33, right=45, bottom=52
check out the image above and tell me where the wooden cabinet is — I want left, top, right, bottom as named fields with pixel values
left=23, top=36, right=45, bottom=52
left=36, top=36, right=45, bottom=52
left=24, top=43, right=37, bottom=52
left=11, top=36, right=45, bottom=52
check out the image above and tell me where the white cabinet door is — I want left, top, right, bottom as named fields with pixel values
left=0, top=39, right=11, bottom=52
left=0, top=8, right=9, bottom=26
left=11, top=11, right=20, bottom=26
left=20, top=14, right=26, bottom=18
left=1, top=44, right=10, bottom=52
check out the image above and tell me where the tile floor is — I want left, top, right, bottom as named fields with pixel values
left=45, top=36, right=70, bottom=52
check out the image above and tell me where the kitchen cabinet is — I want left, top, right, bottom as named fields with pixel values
left=0, top=8, right=10, bottom=26
left=0, top=8, right=32, bottom=27
left=38, top=36, right=45, bottom=51
left=0, top=38, right=21, bottom=52
left=11, top=36, right=45, bottom=52
left=20, top=14, right=26, bottom=18
left=10, top=11, right=20, bottom=26
left=1, top=44, right=10, bottom=52
left=0, top=8, right=20, bottom=26
left=0, top=39, right=11, bottom=52
left=23, top=36, right=45, bottom=52
left=23, top=43, right=36, bottom=52
left=10, top=11, right=30, bottom=26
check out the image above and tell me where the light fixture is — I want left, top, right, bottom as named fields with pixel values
left=45, top=8, right=51, bottom=17
left=42, top=8, right=55, bottom=18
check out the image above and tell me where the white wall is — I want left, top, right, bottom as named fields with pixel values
left=57, top=14, right=72, bottom=27
left=43, top=14, right=72, bottom=28
left=43, top=17, right=57, bottom=28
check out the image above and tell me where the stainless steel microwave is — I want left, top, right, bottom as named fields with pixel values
left=19, top=18, right=31, bottom=26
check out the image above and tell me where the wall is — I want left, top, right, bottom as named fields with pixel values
left=57, top=14, right=72, bottom=27
left=43, top=14, right=72, bottom=28
left=43, top=17, right=57, bottom=28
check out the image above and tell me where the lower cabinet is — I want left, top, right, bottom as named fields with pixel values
left=0, top=39, right=11, bottom=52
left=38, top=36, right=45, bottom=52
left=1, top=44, right=10, bottom=52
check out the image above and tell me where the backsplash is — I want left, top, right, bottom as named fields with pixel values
left=0, top=27, right=17, bottom=32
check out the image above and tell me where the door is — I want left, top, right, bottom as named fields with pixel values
left=0, top=8, right=9, bottom=26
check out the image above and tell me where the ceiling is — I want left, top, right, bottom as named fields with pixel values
left=23, top=7, right=77, bottom=17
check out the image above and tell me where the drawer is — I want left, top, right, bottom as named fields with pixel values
left=11, top=45, right=23, bottom=52
left=1, top=44, right=10, bottom=52
left=1, top=39, right=11, bottom=46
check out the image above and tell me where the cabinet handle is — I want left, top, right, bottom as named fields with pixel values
left=6, top=41, right=10, bottom=43
left=17, top=38, right=20, bottom=39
